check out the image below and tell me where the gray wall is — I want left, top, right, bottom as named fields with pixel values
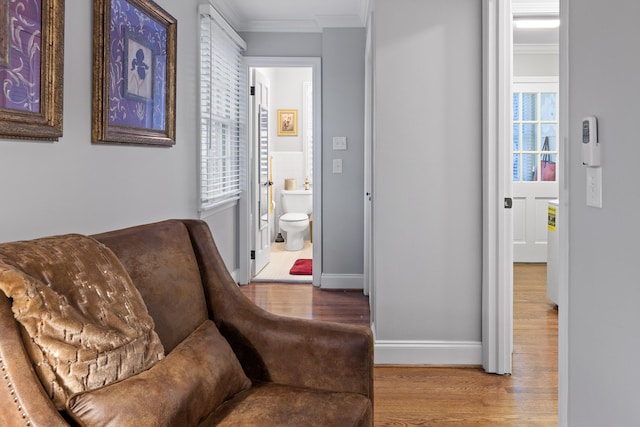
left=514, top=52, right=558, bottom=77
left=0, top=0, right=200, bottom=243
left=242, top=30, right=367, bottom=280
left=321, top=28, right=366, bottom=276
left=372, top=0, right=482, bottom=345
left=568, top=0, right=640, bottom=424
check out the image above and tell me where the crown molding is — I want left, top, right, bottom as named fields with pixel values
left=242, top=19, right=322, bottom=33
left=512, top=2, right=559, bottom=16
left=211, top=0, right=369, bottom=33
left=513, top=43, right=559, bottom=55
left=209, top=0, right=239, bottom=27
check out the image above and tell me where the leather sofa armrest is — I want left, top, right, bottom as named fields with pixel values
left=0, top=298, right=69, bottom=427
left=182, top=220, right=374, bottom=401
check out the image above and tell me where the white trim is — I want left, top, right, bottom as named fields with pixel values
left=229, top=268, right=240, bottom=283
left=199, top=3, right=246, bottom=50
left=320, top=274, right=363, bottom=290
left=482, top=0, right=513, bottom=375
left=210, top=0, right=370, bottom=33
left=513, top=44, right=559, bottom=55
left=512, top=2, right=559, bottom=17
left=374, top=341, right=482, bottom=365
left=199, top=198, right=239, bottom=219
left=513, top=76, right=559, bottom=84
left=558, top=0, right=569, bottom=425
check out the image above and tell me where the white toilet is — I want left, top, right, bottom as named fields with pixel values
left=279, top=189, right=312, bottom=251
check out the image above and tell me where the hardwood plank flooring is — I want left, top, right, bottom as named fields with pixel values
left=241, top=263, right=558, bottom=426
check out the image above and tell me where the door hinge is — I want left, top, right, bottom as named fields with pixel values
left=504, top=198, right=513, bottom=209
left=250, top=250, right=256, bottom=260
left=250, top=86, right=255, bottom=96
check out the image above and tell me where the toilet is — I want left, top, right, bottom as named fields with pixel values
left=279, top=189, right=312, bottom=251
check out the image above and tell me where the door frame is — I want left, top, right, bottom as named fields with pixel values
left=558, top=0, right=569, bottom=424
left=482, top=0, right=513, bottom=375
left=239, top=56, right=322, bottom=286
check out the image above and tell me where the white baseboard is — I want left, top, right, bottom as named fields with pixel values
left=374, top=339, right=483, bottom=365
left=230, top=268, right=240, bottom=284
left=320, top=273, right=363, bottom=290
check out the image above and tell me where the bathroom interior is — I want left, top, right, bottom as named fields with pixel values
left=252, top=66, right=314, bottom=283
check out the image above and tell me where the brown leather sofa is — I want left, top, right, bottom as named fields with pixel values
left=0, top=219, right=373, bottom=426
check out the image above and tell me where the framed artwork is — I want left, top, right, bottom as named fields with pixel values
left=92, top=0, right=176, bottom=146
left=277, top=109, right=297, bottom=136
left=0, top=0, right=65, bottom=141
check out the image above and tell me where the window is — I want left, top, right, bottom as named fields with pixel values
left=512, top=82, right=558, bottom=182
left=199, top=5, right=246, bottom=209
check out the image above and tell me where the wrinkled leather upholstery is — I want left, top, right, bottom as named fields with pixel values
left=0, top=220, right=374, bottom=426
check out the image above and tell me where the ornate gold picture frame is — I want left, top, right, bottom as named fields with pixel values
left=0, top=0, right=65, bottom=141
left=92, top=0, right=176, bottom=146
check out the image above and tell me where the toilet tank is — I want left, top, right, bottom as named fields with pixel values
left=281, top=190, right=312, bottom=215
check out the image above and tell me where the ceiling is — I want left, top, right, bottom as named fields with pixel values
left=210, top=0, right=370, bottom=33
left=210, top=0, right=558, bottom=45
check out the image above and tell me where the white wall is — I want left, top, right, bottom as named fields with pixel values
left=0, top=0, right=200, bottom=242
left=372, top=0, right=483, bottom=363
left=567, top=0, right=640, bottom=424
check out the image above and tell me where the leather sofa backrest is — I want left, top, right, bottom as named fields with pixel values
left=93, top=220, right=209, bottom=352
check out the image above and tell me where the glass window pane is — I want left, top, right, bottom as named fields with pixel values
left=513, top=93, right=519, bottom=121
left=540, top=153, right=557, bottom=181
left=541, top=124, right=557, bottom=151
left=522, top=93, right=537, bottom=121
left=541, top=93, right=556, bottom=121
left=523, top=124, right=537, bottom=151
left=513, top=124, right=520, bottom=151
left=522, top=153, right=537, bottom=182
left=513, top=154, right=520, bottom=181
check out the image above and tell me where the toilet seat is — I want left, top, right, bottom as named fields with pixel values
left=280, top=213, right=308, bottom=222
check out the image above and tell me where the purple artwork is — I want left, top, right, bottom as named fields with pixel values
left=109, top=0, right=167, bottom=131
left=0, top=0, right=42, bottom=112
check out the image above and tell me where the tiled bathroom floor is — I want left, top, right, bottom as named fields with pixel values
left=252, top=241, right=312, bottom=283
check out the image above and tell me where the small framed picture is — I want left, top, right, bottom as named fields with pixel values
left=123, top=30, right=154, bottom=103
left=277, top=109, right=298, bottom=136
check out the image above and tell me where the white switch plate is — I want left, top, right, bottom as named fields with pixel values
left=586, top=166, right=602, bottom=208
left=333, top=137, right=347, bottom=150
left=333, top=158, right=343, bottom=174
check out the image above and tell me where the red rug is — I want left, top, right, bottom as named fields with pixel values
left=289, top=258, right=312, bottom=275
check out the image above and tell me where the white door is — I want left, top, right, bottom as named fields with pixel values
left=251, top=70, right=272, bottom=275
left=512, top=79, right=559, bottom=263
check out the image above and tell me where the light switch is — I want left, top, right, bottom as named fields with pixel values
left=333, top=159, right=343, bottom=174
left=333, top=137, right=347, bottom=150
left=586, top=167, right=602, bottom=208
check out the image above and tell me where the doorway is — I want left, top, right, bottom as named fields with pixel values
left=243, top=57, right=322, bottom=286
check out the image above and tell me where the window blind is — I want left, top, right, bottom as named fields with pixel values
left=199, top=6, right=246, bottom=209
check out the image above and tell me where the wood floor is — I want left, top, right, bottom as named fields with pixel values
left=240, top=263, right=558, bottom=426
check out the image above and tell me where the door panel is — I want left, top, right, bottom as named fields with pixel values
left=513, top=182, right=558, bottom=262
left=251, top=70, right=271, bottom=275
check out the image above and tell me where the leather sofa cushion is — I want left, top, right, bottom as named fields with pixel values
left=93, top=220, right=209, bottom=353
left=203, top=383, right=372, bottom=427
left=0, top=234, right=165, bottom=409
left=67, top=320, right=252, bottom=427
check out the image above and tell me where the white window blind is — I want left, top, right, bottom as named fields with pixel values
left=199, top=5, right=246, bottom=209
